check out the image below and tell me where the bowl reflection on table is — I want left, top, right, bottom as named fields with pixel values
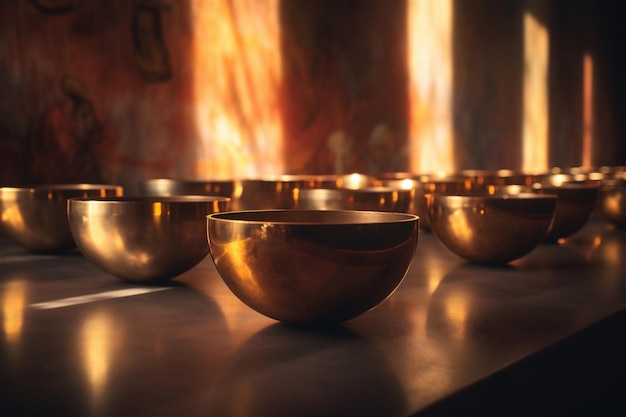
left=68, top=196, right=230, bottom=283
left=426, top=193, right=556, bottom=265
left=207, top=210, right=419, bottom=324
left=294, top=187, right=413, bottom=212
left=0, top=184, right=123, bottom=252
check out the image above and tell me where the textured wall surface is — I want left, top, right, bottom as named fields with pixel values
left=0, top=0, right=624, bottom=188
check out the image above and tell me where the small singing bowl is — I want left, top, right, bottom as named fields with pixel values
left=139, top=178, right=237, bottom=199
left=207, top=210, right=419, bottom=324
left=0, top=184, right=123, bottom=252
left=597, top=174, right=626, bottom=228
left=531, top=176, right=600, bottom=242
left=68, top=196, right=230, bottom=282
left=426, top=193, right=557, bottom=264
left=294, top=187, right=413, bottom=212
left=236, top=176, right=320, bottom=210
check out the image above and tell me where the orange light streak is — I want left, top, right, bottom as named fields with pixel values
left=408, top=0, right=454, bottom=173
left=583, top=53, right=593, bottom=168
left=523, top=13, right=549, bottom=172
left=191, top=0, right=283, bottom=179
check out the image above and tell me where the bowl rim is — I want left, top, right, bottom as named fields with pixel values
left=425, top=192, right=557, bottom=201
left=68, top=195, right=231, bottom=204
left=207, top=209, right=418, bottom=225
left=1, top=184, right=122, bottom=192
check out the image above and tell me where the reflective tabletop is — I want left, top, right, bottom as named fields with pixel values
left=1, top=217, right=625, bottom=416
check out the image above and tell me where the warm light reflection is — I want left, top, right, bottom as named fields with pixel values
left=408, top=0, right=454, bottom=173
left=523, top=12, right=549, bottom=172
left=583, top=53, right=593, bottom=168
left=192, top=0, right=283, bottom=178
left=443, top=291, right=469, bottom=341
left=2, top=280, right=27, bottom=345
left=80, top=312, right=115, bottom=404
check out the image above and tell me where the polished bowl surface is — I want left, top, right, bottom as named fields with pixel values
left=69, top=196, right=230, bottom=282
left=597, top=174, right=626, bottom=228
left=532, top=178, right=600, bottom=242
left=0, top=184, right=123, bottom=252
left=294, top=187, right=413, bottom=212
left=426, top=193, right=556, bottom=264
left=207, top=210, right=419, bottom=324
left=139, top=178, right=237, bottom=199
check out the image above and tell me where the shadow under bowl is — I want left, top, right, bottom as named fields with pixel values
left=207, top=209, right=419, bottom=324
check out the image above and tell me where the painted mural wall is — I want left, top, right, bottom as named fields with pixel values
left=0, top=0, right=624, bottom=189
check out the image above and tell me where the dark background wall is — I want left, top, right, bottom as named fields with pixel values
left=0, top=0, right=624, bottom=188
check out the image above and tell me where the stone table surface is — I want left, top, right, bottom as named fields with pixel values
left=1, top=218, right=625, bottom=416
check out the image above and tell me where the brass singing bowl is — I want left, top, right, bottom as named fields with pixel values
left=139, top=178, right=237, bottom=199
left=426, top=193, right=557, bottom=264
left=294, top=187, right=413, bottom=212
left=529, top=175, right=600, bottom=242
left=68, top=196, right=230, bottom=282
left=207, top=210, right=419, bottom=324
left=0, top=184, right=123, bottom=252
left=236, top=174, right=379, bottom=210
left=597, top=174, right=626, bottom=228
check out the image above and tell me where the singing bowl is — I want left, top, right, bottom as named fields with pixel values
left=531, top=176, right=600, bottom=242
left=207, top=210, right=419, bottom=324
left=0, top=184, right=123, bottom=252
left=139, top=178, right=237, bottom=199
left=68, top=196, right=230, bottom=282
left=294, top=187, right=413, bottom=212
left=597, top=174, right=626, bottom=228
left=426, top=193, right=557, bottom=264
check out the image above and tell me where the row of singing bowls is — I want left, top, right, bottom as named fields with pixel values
left=392, top=172, right=600, bottom=241
left=0, top=184, right=123, bottom=252
left=140, top=174, right=382, bottom=211
left=68, top=196, right=230, bottom=282
left=426, top=193, right=557, bottom=265
left=294, top=187, right=413, bottom=212
left=207, top=209, right=419, bottom=324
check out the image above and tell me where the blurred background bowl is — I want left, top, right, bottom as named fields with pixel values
left=236, top=174, right=380, bottom=210
left=68, top=196, right=230, bottom=282
left=207, top=209, right=419, bottom=324
left=426, top=193, right=556, bottom=264
left=294, top=186, right=413, bottom=212
left=529, top=175, right=600, bottom=242
left=0, top=184, right=123, bottom=252
left=139, top=178, right=237, bottom=199
left=596, top=172, right=626, bottom=228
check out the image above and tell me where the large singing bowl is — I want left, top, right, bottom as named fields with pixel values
left=68, top=196, right=230, bottom=282
left=0, top=184, right=123, bottom=252
left=207, top=210, right=419, bottom=324
left=426, top=193, right=557, bottom=264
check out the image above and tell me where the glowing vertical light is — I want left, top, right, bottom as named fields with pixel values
left=523, top=13, right=549, bottom=172
left=191, top=0, right=283, bottom=178
left=582, top=53, right=593, bottom=168
left=408, top=0, right=454, bottom=173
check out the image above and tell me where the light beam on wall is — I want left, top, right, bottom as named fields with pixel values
left=191, top=0, right=283, bottom=179
left=523, top=12, right=549, bottom=173
left=583, top=53, right=593, bottom=168
left=408, top=0, right=454, bottom=174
